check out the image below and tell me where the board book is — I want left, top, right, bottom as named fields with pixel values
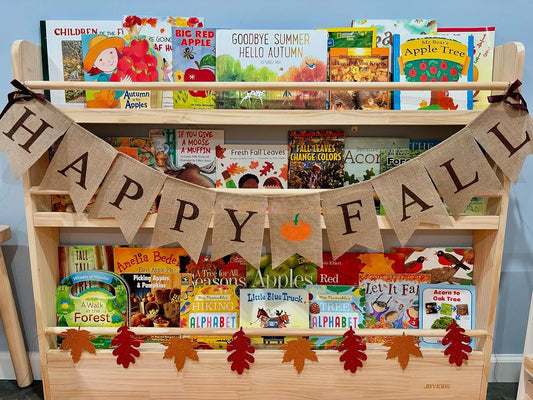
left=58, top=245, right=116, bottom=283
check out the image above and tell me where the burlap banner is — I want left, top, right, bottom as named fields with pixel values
left=89, top=153, right=166, bottom=243
left=268, top=193, right=322, bottom=268
left=39, top=124, right=117, bottom=214
left=421, top=131, right=502, bottom=218
left=321, top=182, right=383, bottom=259
left=0, top=97, right=72, bottom=179
left=372, top=159, right=452, bottom=246
left=151, top=177, right=216, bottom=262
left=211, top=192, right=267, bottom=268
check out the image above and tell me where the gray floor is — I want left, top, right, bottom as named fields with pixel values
left=0, top=381, right=519, bottom=399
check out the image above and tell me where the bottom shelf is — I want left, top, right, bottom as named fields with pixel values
left=44, top=348, right=485, bottom=399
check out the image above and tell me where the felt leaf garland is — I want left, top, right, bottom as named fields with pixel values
left=383, top=333, right=423, bottom=370
left=227, top=328, right=255, bottom=374
left=338, top=327, right=367, bottom=373
left=58, top=328, right=96, bottom=363
left=111, top=326, right=141, bottom=368
left=163, top=337, right=199, bottom=371
left=442, top=320, right=472, bottom=366
left=280, top=338, right=318, bottom=373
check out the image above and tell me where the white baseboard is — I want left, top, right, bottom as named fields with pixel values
left=0, top=351, right=523, bottom=383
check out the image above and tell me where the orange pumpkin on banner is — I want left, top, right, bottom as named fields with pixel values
left=280, top=213, right=312, bottom=241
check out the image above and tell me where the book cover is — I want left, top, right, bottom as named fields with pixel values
left=181, top=253, right=248, bottom=287
left=329, top=47, right=390, bottom=110
left=172, top=27, right=216, bottom=109
left=359, top=273, right=431, bottom=342
left=103, top=136, right=155, bottom=168
left=58, top=245, right=116, bottom=282
left=419, top=283, right=475, bottom=346
left=392, top=34, right=474, bottom=110
left=438, top=27, right=495, bottom=110
left=318, top=27, right=376, bottom=49
left=215, top=144, right=288, bottom=189
left=408, top=138, right=442, bottom=150
left=215, top=30, right=328, bottom=109
left=344, top=136, right=409, bottom=185
left=287, top=130, right=345, bottom=189
left=40, top=20, right=123, bottom=107
left=351, top=19, right=437, bottom=47
left=380, top=148, right=425, bottom=173
left=306, top=285, right=365, bottom=349
left=390, top=247, right=474, bottom=285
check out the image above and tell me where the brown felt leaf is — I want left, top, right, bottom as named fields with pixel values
left=162, top=337, right=199, bottom=371
left=58, top=328, right=96, bottom=363
left=383, top=333, right=422, bottom=370
left=280, top=338, right=318, bottom=373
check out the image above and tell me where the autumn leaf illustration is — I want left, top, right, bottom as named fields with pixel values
left=227, top=162, right=247, bottom=175
left=383, top=333, right=422, bottom=370
left=59, top=328, right=96, bottom=363
left=163, top=337, right=199, bottom=371
left=279, top=164, right=288, bottom=181
left=259, top=161, right=274, bottom=176
left=249, top=161, right=259, bottom=169
left=216, top=145, right=226, bottom=159
left=216, top=179, right=223, bottom=187
left=280, top=338, right=318, bottom=373
left=359, top=253, right=395, bottom=274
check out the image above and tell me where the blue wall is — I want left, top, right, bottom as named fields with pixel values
left=0, top=0, right=531, bottom=375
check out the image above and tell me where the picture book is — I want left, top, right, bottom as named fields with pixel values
left=329, top=47, right=390, bottom=110
left=438, top=27, right=495, bottom=110
left=58, top=245, right=116, bottom=282
left=287, top=130, right=345, bottom=189
left=392, top=33, right=474, bottom=110
left=306, top=285, right=365, bottom=350
left=215, top=30, right=328, bottom=109
left=103, top=136, right=155, bottom=168
left=113, top=247, right=191, bottom=330
left=215, top=144, right=288, bottom=189
left=408, top=138, right=442, bottom=151
left=419, top=284, right=475, bottom=346
left=40, top=20, right=123, bottom=107
left=380, top=148, right=425, bottom=173
left=390, top=247, right=474, bottom=285
left=318, top=27, right=376, bottom=49
left=344, top=136, right=409, bottom=185
left=56, top=270, right=129, bottom=348
left=172, top=27, right=216, bottom=109
left=181, top=253, right=248, bottom=287
left=359, top=273, right=431, bottom=343
left=351, top=19, right=438, bottom=48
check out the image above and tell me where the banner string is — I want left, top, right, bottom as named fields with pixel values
left=487, top=79, right=529, bottom=112
left=0, top=79, right=47, bottom=119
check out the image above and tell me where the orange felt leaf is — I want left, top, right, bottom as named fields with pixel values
left=162, top=337, right=199, bottom=371
left=280, top=338, right=317, bottom=373
left=383, top=333, right=422, bottom=370
left=59, top=328, right=96, bottom=363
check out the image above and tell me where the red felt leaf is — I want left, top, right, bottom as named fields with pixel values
left=442, top=320, right=472, bottom=366
left=111, top=326, right=141, bottom=368
left=337, top=327, right=367, bottom=373
left=226, top=328, right=255, bottom=374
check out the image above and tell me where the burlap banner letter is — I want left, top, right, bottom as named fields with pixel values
left=151, top=178, right=216, bottom=262
left=468, top=102, right=531, bottom=182
left=89, top=153, right=166, bottom=243
left=0, top=98, right=72, bottom=179
left=372, top=159, right=451, bottom=246
left=268, top=193, right=322, bottom=268
left=211, top=192, right=267, bottom=268
left=321, top=182, right=383, bottom=259
left=39, top=124, right=117, bottom=213
left=421, top=132, right=502, bottom=218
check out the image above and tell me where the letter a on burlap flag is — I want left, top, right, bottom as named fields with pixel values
left=0, top=98, right=72, bottom=179
left=321, top=182, right=383, bottom=260
left=372, top=159, right=451, bottom=246
left=39, top=124, right=117, bottom=214
left=151, top=178, right=216, bottom=263
left=211, top=192, right=267, bottom=268
left=268, top=193, right=322, bottom=268
left=421, top=132, right=502, bottom=219
left=89, top=153, right=166, bottom=243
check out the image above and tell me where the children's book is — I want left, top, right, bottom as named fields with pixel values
left=288, top=130, right=345, bottom=189
left=438, top=27, right=495, bottom=110
left=215, top=144, right=288, bottom=189
left=56, top=270, right=129, bottom=348
left=306, top=285, right=365, bottom=349
left=390, top=247, right=474, bottom=285
left=40, top=20, right=123, bottom=107
left=419, top=283, right=475, bottom=346
left=408, top=138, right=442, bottom=151
left=215, top=30, right=328, bottom=109
left=318, top=27, right=376, bottom=49
left=58, top=245, right=116, bottom=282
left=344, top=136, right=409, bottom=185
left=181, top=253, right=248, bottom=287
left=392, top=33, right=474, bottom=110
left=359, top=273, right=431, bottom=343
left=172, top=27, right=216, bottom=109
left=329, top=47, right=390, bottom=110
left=351, top=19, right=438, bottom=48
left=103, top=136, right=155, bottom=168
